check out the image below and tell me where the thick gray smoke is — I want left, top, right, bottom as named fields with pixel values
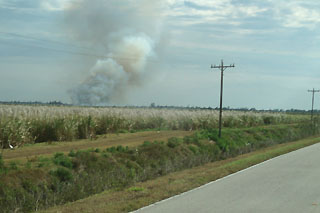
left=65, top=0, right=165, bottom=105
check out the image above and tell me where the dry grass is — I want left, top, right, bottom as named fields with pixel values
left=2, top=130, right=193, bottom=162
left=42, top=136, right=320, bottom=213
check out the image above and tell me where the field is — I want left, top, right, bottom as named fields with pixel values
left=0, top=104, right=316, bottom=213
left=0, top=104, right=308, bottom=148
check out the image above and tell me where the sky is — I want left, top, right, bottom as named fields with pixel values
left=0, top=0, right=320, bottom=110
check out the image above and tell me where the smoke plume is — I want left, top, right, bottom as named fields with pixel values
left=65, top=0, right=165, bottom=105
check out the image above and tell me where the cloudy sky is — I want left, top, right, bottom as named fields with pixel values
left=0, top=0, right=320, bottom=109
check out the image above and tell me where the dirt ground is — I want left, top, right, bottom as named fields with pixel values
left=1, top=130, right=193, bottom=162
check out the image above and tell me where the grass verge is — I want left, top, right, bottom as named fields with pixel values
left=42, top=136, right=320, bottom=213
left=1, top=130, right=193, bottom=163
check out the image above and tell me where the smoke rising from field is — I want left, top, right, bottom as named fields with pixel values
left=65, top=0, right=165, bottom=105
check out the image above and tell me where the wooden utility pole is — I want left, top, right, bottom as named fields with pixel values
left=308, top=88, right=320, bottom=121
left=211, top=60, right=235, bottom=138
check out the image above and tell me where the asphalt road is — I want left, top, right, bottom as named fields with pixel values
left=136, top=143, right=320, bottom=213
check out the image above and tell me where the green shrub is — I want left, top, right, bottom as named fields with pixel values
left=68, top=149, right=76, bottom=157
left=36, top=157, right=51, bottom=168
left=128, top=186, right=144, bottom=192
left=116, top=145, right=127, bottom=152
left=167, top=137, right=181, bottom=148
left=188, top=145, right=199, bottom=154
left=117, top=129, right=129, bottom=134
left=142, top=141, right=152, bottom=147
left=72, top=151, right=99, bottom=171
left=51, top=167, right=73, bottom=182
left=106, top=145, right=128, bottom=153
left=205, top=129, right=220, bottom=141
left=9, top=162, right=18, bottom=170
left=52, top=153, right=73, bottom=169
left=106, top=146, right=117, bottom=153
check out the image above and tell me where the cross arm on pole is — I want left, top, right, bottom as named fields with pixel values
left=211, top=64, right=235, bottom=69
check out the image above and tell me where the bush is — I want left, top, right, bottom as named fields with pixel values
left=106, top=145, right=128, bottom=153
left=188, top=145, right=199, bottom=154
left=51, top=167, right=73, bottom=182
left=128, top=186, right=144, bottom=192
left=9, top=162, right=18, bottom=170
left=106, top=146, right=117, bottom=153
left=167, top=137, right=181, bottom=148
left=142, top=141, right=152, bottom=147
left=68, top=149, right=76, bottom=157
left=52, top=153, right=73, bottom=169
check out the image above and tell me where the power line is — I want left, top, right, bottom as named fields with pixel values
left=0, top=31, right=93, bottom=52
left=211, top=59, right=235, bottom=138
left=0, top=34, right=159, bottom=63
left=0, top=39, right=105, bottom=58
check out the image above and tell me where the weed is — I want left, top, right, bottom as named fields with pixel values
left=128, top=186, right=145, bottom=192
left=25, top=161, right=32, bottom=169
left=142, top=141, right=152, bottom=147
left=68, top=149, right=76, bottom=157
left=9, top=162, right=18, bottom=170
left=52, top=153, right=73, bottom=169
left=51, top=167, right=73, bottom=182
left=167, top=137, right=181, bottom=148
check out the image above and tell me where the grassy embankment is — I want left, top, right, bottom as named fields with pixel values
left=43, top=136, right=320, bottom=213
left=0, top=122, right=318, bottom=213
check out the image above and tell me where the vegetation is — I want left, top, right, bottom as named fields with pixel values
left=0, top=104, right=308, bottom=148
left=43, top=136, right=320, bottom=213
left=1, top=131, right=192, bottom=163
left=0, top=122, right=317, bottom=212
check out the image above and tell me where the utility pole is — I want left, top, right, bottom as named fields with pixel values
left=211, top=59, right=235, bottom=138
left=308, top=88, right=320, bottom=121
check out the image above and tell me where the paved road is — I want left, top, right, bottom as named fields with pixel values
left=136, top=143, right=320, bottom=213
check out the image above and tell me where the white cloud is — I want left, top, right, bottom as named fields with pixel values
left=0, top=0, right=71, bottom=11
left=283, top=6, right=320, bottom=28
left=167, top=0, right=320, bottom=29
left=271, top=1, right=320, bottom=29
left=166, top=0, right=268, bottom=26
left=40, top=0, right=72, bottom=11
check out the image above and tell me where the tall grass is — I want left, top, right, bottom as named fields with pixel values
left=0, top=105, right=308, bottom=148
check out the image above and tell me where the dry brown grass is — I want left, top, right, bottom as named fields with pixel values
left=2, top=130, right=193, bottom=162
left=42, top=136, right=320, bottom=213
